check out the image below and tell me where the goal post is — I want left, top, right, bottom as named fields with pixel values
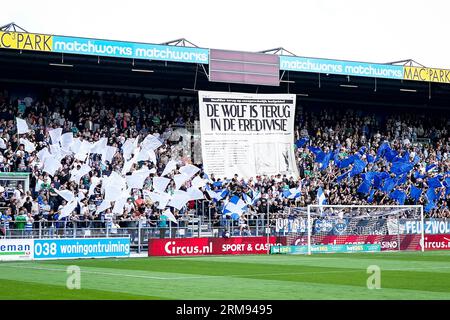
left=271, top=205, right=424, bottom=255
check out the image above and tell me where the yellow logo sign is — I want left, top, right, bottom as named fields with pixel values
left=0, top=32, right=53, bottom=51
left=404, top=66, right=450, bottom=84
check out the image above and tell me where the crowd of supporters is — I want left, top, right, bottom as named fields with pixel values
left=0, top=88, right=449, bottom=234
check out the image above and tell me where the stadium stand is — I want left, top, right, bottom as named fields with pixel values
left=0, top=87, right=449, bottom=238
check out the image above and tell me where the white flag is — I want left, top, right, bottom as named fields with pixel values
left=16, top=117, right=30, bottom=134
left=49, top=128, right=63, bottom=145
left=112, top=197, right=127, bottom=215
left=43, top=157, right=61, bottom=176
left=148, top=192, right=171, bottom=209
left=168, top=191, right=190, bottom=210
left=173, top=173, right=190, bottom=190
left=102, top=146, right=117, bottom=164
left=161, top=159, right=177, bottom=177
left=136, top=148, right=156, bottom=163
left=153, top=177, right=170, bottom=193
left=162, top=208, right=178, bottom=224
left=70, top=138, right=81, bottom=154
left=187, top=187, right=204, bottom=201
left=126, top=172, right=148, bottom=189
left=60, top=132, right=74, bottom=149
left=191, top=176, right=206, bottom=189
left=96, top=200, right=111, bottom=214
left=90, top=138, right=108, bottom=154
left=122, top=138, right=136, bottom=160
left=179, top=164, right=200, bottom=180
left=59, top=199, right=78, bottom=219
left=141, top=134, right=162, bottom=150
left=37, top=148, right=51, bottom=162
left=55, top=189, right=75, bottom=202
left=19, top=138, right=36, bottom=153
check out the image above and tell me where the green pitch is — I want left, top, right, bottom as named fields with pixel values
left=1, top=251, right=450, bottom=299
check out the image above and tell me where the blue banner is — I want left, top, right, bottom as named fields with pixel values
left=52, top=36, right=209, bottom=64
left=33, top=237, right=130, bottom=259
left=280, top=56, right=403, bottom=79
left=402, top=219, right=450, bottom=235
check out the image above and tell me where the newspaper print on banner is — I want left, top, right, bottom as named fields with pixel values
left=198, top=91, right=298, bottom=179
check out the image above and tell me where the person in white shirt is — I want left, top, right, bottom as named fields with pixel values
left=35, top=175, right=44, bottom=193
left=124, top=199, right=135, bottom=214
left=14, top=184, right=24, bottom=200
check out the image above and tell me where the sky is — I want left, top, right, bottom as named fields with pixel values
left=2, top=0, right=450, bottom=69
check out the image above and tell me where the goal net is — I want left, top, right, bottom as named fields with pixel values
left=272, top=205, right=424, bottom=255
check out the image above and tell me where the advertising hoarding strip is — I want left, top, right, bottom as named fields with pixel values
left=148, top=236, right=286, bottom=256
left=279, top=56, right=404, bottom=79
left=404, top=66, right=450, bottom=84
left=290, top=234, right=450, bottom=251
left=0, top=31, right=52, bottom=51
left=0, top=31, right=208, bottom=64
left=271, top=244, right=381, bottom=254
left=33, top=237, right=131, bottom=260
left=0, top=239, right=34, bottom=261
left=52, top=36, right=209, bottom=64
left=3, top=31, right=450, bottom=83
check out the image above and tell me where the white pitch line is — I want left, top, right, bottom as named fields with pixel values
left=2, top=264, right=450, bottom=281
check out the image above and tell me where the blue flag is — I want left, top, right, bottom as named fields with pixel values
left=391, top=162, right=413, bottom=176
left=428, top=176, right=443, bottom=189
left=320, top=152, right=333, bottom=171
left=425, top=201, right=436, bottom=213
left=445, top=178, right=450, bottom=196
left=385, top=149, right=399, bottom=162
left=350, top=159, right=366, bottom=177
left=338, top=155, right=359, bottom=169
left=282, top=187, right=301, bottom=199
left=373, top=174, right=383, bottom=189
left=366, top=154, right=375, bottom=163
left=389, top=190, right=406, bottom=205
left=295, top=137, right=309, bottom=148
left=379, top=172, right=390, bottom=179
left=367, top=189, right=376, bottom=203
left=409, top=185, right=422, bottom=203
left=426, top=164, right=437, bottom=172
left=444, top=178, right=450, bottom=187
left=381, top=178, right=396, bottom=193
left=413, top=171, right=426, bottom=180
left=357, top=180, right=371, bottom=195
left=308, top=146, right=322, bottom=156
left=336, top=171, right=350, bottom=183
left=426, top=188, right=437, bottom=202
left=377, top=142, right=390, bottom=157
left=317, top=187, right=327, bottom=205
left=358, top=146, right=367, bottom=155
left=362, top=172, right=376, bottom=183
left=213, top=181, right=223, bottom=188
left=315, top=151, right=326, bottom=163
left=396, top=173, right=408, bottom=186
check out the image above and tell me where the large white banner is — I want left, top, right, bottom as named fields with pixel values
left=199, top=91, right=298, bottom=179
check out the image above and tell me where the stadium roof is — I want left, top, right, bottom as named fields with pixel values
left=1, top=25, right=450, bottom=110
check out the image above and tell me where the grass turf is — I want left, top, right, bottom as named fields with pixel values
left=1, top=251, right=450, bottom=299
